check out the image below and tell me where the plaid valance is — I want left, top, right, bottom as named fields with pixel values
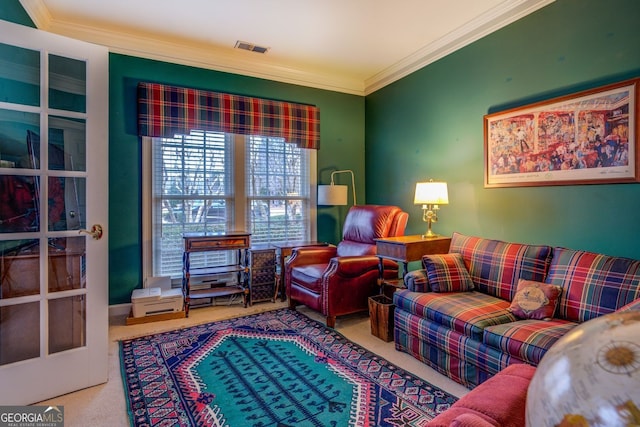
left=137, top=82, right=320, bottom=149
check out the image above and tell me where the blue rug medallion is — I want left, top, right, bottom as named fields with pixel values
left=121, top=308, right=457, bottom=426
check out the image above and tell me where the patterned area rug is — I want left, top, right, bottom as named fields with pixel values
left=120, top=308, right=457, bottom=426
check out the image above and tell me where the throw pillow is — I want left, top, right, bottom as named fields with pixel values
left=423, top=253, right=475, bottom=293
left=509, top=279, right=563, bottom=320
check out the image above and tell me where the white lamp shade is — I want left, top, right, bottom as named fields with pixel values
left=318, top=184, right=348, bottom=206
left=414, top=181, right=449, bottom=205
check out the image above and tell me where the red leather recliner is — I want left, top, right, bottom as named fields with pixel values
left=285, top=205, right=408, bottom=328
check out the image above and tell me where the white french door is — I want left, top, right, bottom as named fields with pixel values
left=0, top=20, right=108, bottom=404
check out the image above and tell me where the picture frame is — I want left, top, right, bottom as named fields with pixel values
left=484, top=78, right=639, bottom=188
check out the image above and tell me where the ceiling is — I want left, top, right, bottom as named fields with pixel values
left=20, top=0, right=554, bottom=95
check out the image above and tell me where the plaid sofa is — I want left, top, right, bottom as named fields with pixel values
left=393, top=232, right=640, bottom=388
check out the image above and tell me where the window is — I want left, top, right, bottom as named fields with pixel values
left=143, top=130, right=317, bottom=280
left=246, top=135, right=310, bottom=244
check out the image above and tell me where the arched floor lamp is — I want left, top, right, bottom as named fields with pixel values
left=317, top=170, right=356, bottom=206
left=318, top=170, right=356, bottom=240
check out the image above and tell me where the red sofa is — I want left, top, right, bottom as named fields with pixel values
left=427, top=364, right=535, bottom=427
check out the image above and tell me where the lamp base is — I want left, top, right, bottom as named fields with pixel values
left=422, top=232, right=440, bottom=239
left=421, top=208, right=440, bottom=239
left=422, top=219, right=439, bottom=239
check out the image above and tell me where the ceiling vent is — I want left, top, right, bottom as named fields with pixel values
left=234, top=41, right=269, bottom=54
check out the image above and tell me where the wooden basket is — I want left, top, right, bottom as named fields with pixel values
left=368, top=295, right=395, bottom=342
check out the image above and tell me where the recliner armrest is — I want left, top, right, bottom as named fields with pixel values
left=286, top=246, right=337, bottom=268
left=325, top=255, right=380, bottom=277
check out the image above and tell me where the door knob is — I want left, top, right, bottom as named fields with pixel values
left=78, top=224, right=103, bottom=240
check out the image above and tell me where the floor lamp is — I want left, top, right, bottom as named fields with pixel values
left=318, top=170, right=356, bottom=241
left=317, top=169, right=357, bottom=206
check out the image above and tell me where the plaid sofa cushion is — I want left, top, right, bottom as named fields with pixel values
left=546, top=247, right=640, bottom=322
left=449, top=232, right=552, bottom=301
left=483, top=319, right=577, bottom=365
left=393, top=289, right=517, bottom=341
left=394, top=309, right=513, bottom=387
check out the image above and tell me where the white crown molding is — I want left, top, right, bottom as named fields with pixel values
left=364, top=0, right=555, bottom=95
left=19, top=0, right=365, bottom=95
left=54, top=20, right=367, bottom=95
left=20, top=0, right=554, bottom=96
left=19, top=0, right=51, bottom=30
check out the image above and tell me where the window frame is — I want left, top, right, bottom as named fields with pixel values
left=141, top=134, right=318, bottom=282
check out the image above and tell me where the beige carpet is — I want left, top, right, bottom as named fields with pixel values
left=36, top=301, right=469, bottom=426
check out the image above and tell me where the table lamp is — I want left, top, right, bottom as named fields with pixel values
left=414, top=180, right=448, bottom=238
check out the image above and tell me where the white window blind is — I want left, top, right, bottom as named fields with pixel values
left=246, top=136, right=309, bottom=245
left=148, top=131, right=315, bottom=279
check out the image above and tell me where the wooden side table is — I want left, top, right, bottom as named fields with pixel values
left=376, top=235, right=452, bottom=278
left=271, top=241, right=329, bottom=301
left=379, top=278, right=406, bottom=299
left=182, top=231, right=251, bottom=317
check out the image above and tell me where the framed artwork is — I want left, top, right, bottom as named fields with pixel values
left=484, top=78, right=639, bottom=188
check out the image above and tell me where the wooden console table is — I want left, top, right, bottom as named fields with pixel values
left=376, top=235, right=452, bottom=278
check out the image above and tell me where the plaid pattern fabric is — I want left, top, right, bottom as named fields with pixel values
left=546, top=247, right=640, bottom=322
left=394, top=309, right=512, bottom=388
left=394, top=235, right=640, bottom=388
left=449, top=232, right=552, bottom=301
left=618, top=298, right=640, bottom=312
left=404, top=269, right=430, bottom=292
left=423, top=253, right=475, bottom=292
left=393, top=290, right=517, bottom=341
left=483, top=319, right=577, bottom=365
left=137, top=82, right=320, bottom=149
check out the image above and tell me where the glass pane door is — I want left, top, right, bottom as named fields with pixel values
left=0, top=19, right=108, bottom=405
left=0, top=40, right=43, bottom=366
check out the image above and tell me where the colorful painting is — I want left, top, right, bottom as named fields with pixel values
left=484, top=78, right=638, bottom=187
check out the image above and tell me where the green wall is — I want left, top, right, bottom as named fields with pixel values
left=108, top=55, right=364, bottom=304
left=0, top=0, right=34, bottom=27
left=366, top=0, right=640, bottom=260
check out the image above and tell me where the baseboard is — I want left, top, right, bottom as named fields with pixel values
left=109, top=303, right=132, bottom=318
